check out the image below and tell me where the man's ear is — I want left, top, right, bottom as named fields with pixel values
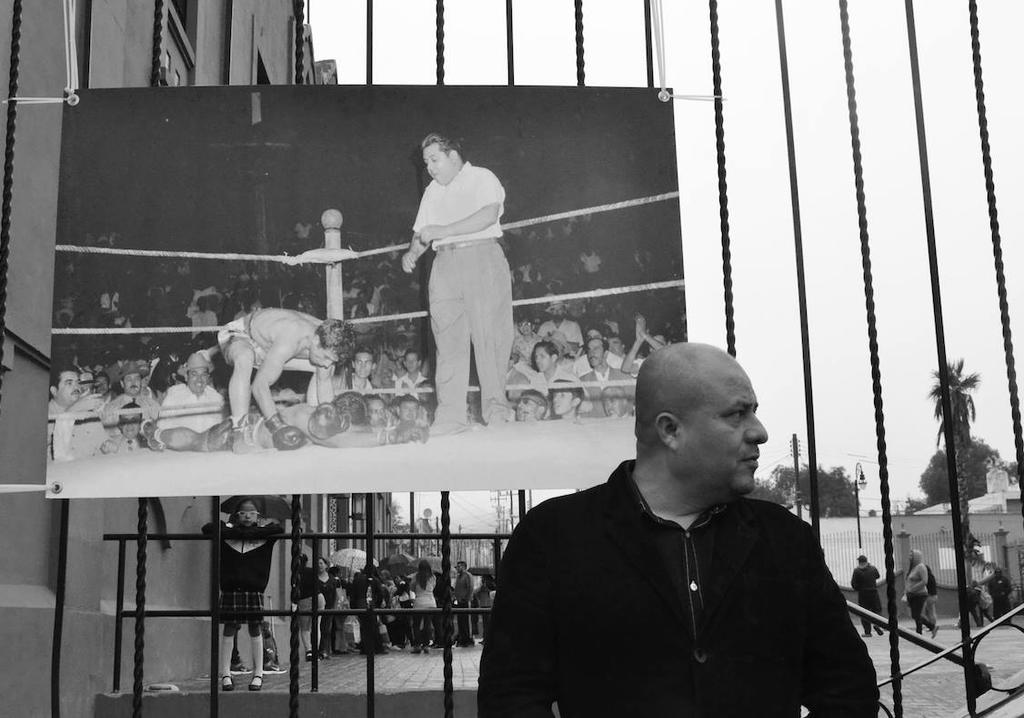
left=654, top=412, right=680, bottom=449
left=50, top=386, right=57, bottom=399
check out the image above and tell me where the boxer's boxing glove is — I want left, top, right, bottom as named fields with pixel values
left=307, top=403, right=351, bottom=441
left=204, top=417, right=235, bottom=452
left=265, top=414, right=308, bottom=451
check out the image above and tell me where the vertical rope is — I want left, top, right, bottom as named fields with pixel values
left=366, top=0, right=373, bottom=84
left=837, top=1, right=903, bottom=711
left=209, top=497, right=221, bottom=718
left=435, top=0, right=445, bottom=86
left=365, top=493, right=376, bottom=718
left=505, top=0, right=514, bottom=86
left=773, top=0, right=821, bottom=537
left=289, top=495, right=302, bottom=718
left=440, top=490, right=454, bottom=718
left=0, top=0, right=24, bottom=414
left=293, top=0, right=306, bottom=85
left=574, top=0, right=585, bottom=87
left=51, top=500, right=70, bottom=718
left=708, top=0, right=736, bottom=356
left=967, top=0, right=1024, bottom=509
left=150, top=0, right=165, bottom=87
left=902, top=2, right=976, bottom=713
left=132, top=499, right=149, bottom=718
left=644, top=0, right=654, bottom=89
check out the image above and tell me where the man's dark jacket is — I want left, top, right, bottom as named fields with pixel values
left=478, top=461, right=878, bottom=717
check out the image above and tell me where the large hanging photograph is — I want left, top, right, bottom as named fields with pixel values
left=45, top=85, right=684, bottom=498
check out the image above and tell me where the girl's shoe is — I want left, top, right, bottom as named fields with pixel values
left=221, top=675, right=234, bottom=692
left=305, top=650, right=313, bottom=662
left=248, top=676, right=263, bottom=692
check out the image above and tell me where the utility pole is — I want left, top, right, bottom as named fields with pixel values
left=792, top=433, right=802, bottom=520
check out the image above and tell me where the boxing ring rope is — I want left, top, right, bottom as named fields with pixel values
left=52, top=190, right=681, bottom=262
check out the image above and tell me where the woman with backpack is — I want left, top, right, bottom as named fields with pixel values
left=905, top=549, right=938, bottom=638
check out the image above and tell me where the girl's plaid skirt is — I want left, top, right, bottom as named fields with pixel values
left=220, top=591, right=264, bottom=624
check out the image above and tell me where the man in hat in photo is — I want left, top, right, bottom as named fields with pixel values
left=102, top=359, right=160, bottom=426
left=537, top=299, right=583, bottom=350
left=159, top=351, right=226, bottom=433
left=47, top=365, right=109, bottom=461
left=401, top=132, right=513, bottom=433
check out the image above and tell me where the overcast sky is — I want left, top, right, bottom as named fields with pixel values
left=308, top=0, right=1024, bottom=530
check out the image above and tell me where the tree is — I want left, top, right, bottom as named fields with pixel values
left=918, top=438, right=1002, bottom=505
left=751, top=464, right=857, bottom=517
left=929, top=358, right=980, bottom=564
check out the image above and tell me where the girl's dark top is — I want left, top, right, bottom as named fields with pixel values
left=202, top=520, right=283, bottom=592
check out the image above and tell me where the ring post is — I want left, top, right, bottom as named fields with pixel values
left=321, top=209, right=345, bottom=320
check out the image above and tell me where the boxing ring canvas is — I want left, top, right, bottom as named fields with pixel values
left=46, top=85, right=684, bottom=499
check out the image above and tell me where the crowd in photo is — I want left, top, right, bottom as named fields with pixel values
left=47, top=299, right=680, bottom=461
left=48, top=209, right=685, bottom=460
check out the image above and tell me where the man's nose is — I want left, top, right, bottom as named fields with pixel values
left=746, top=416, right=769, bottom=444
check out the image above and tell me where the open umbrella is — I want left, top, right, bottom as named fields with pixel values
left=381, top=552, right=415, bottom=575
left=329, top=547, right=377, bottom=573
left=220, top=495, right=294, bottom=523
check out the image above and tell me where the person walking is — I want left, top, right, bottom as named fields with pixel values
left=851, top=555, right=885, bottom=637
left=905, top=550, right=937, bottom=638
left=987, top=567, right=1013, bottom=619
left=411, top=560, right=437, bottom=654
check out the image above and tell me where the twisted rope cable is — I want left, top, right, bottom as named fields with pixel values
left=575, top=0, right=585, bottom=87
left=967, top=0, right=1024, bottom=516
left=505, top=0, right=514, bottom=86
left=293, top=0, right=305, bottom=85
left=708, top=0, right=736, bottom=357
left=436, top=0, right=445, bottom=86
left=132, top=498, right=149, bottom=718
left=289, top=494, right=302, bottom=718
left=0, top=0, right=23, bottom=421
left=837, top=2, right=902, bottom=711
left=902, top=1, right=976, bottom=712
left=440, top=490, right=454, bottom=718
left=150, top=0, right=165, bottom=87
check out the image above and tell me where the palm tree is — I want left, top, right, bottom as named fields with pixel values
left=929, top=359, right=980, bottom=565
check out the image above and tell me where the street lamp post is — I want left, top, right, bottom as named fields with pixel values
left=854, top=463, right=868, bottom=549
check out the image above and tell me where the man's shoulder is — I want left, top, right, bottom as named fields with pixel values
left=736, top=497, right=811, bottom=532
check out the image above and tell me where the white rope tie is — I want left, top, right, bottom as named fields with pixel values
left=55, top=191, right=680, bottom=263
left=51, top=278, right=685, bottom=335
left=4, top=0, right=79, bottom=106
left=651, top=0, right=720, bottom=104
left=0, top=484, right=48, bottom=494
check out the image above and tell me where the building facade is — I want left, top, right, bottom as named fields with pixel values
left=0, top=4, right=390, bottom=716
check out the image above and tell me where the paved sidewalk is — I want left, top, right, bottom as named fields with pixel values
left=864, top=619, right=1024, bottom=717
left=162, top=621, right=1023, bottom=717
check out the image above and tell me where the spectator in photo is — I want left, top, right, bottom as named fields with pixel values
left=203, top=498, right=283, bottom=692
left=454, top=561, right=476, bottom=647
left=601, top=386, right=635, bottom=419
left=103, top=361, right=160, bottom=426
left=47, top=366, right=109, bottom=461
left=548, top=380, right=584, bottom=423
left=605, top=335, right=627, bottom=370
left=92, top=371, right=113, bottom=402
left=512, top=317, right=541, bottom=366
left=393, top=395, right=430, bottom=444
left=394, top=349, right=431, bottom=397
left=579, top=337, right=632, bottom=416
left=538, top=300, right=583, bottom=348
left=515, top=390, right=549, bottom=423
left=349, top=347, right=378, bottom=394
left=158, top=351, right=225, bottom=433
left=100, top=402, right=147, bottom=454
left=411, top=560, right=436, bottom=654
left=505, top=351, right=532, bottom=402
left=621, top=314, right=667, bottom=376
left=528, top=340, right=577, bottom=393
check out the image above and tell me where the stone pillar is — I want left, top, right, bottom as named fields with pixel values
left=896, top=531, right=911, bottom=573
left=321, top=209, right=345, bottom=320
left=994, top=528, right=1009, bottom=570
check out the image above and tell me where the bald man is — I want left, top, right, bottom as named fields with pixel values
left=479, top=344, right=878, bottom=717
